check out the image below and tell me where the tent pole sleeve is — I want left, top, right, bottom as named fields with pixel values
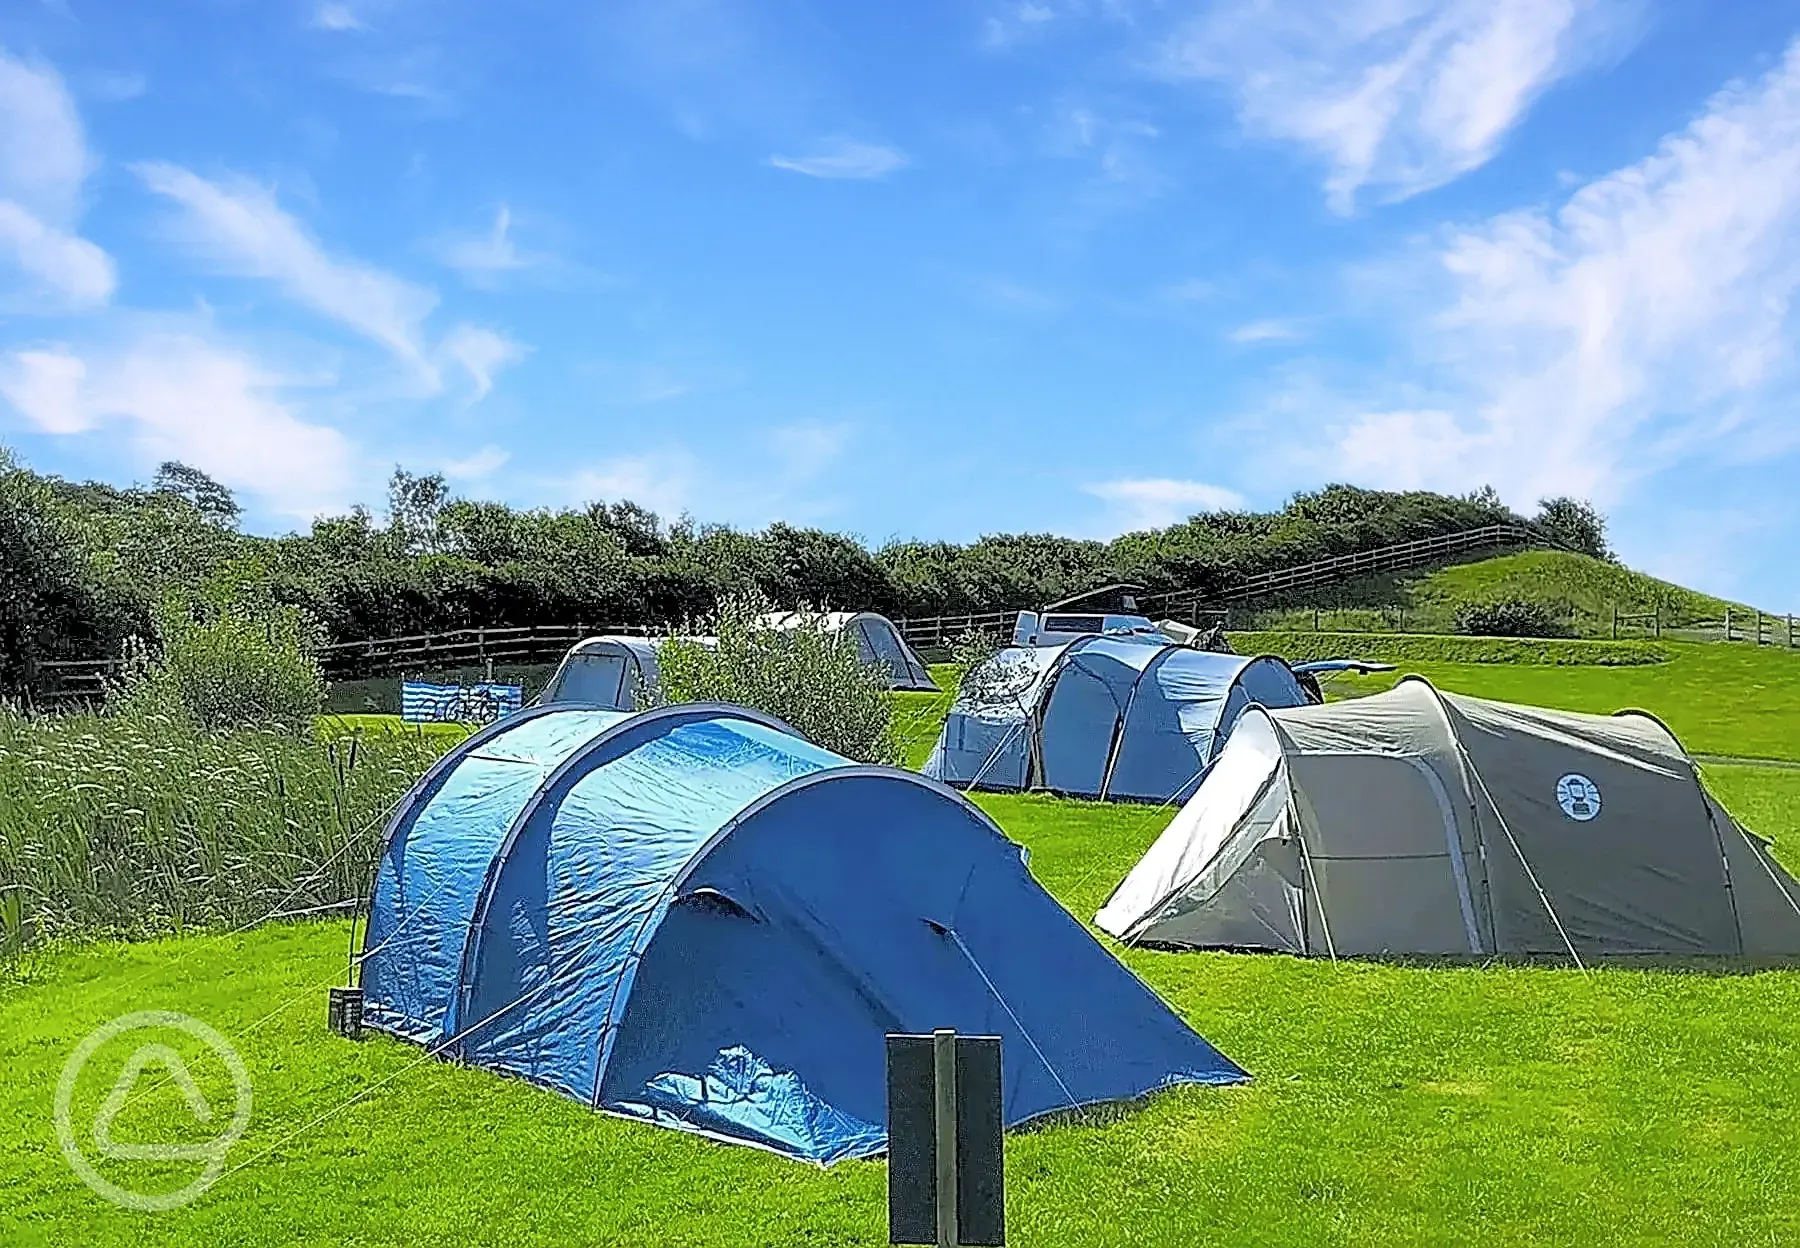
left=1285, top=766, right=1337, bottom=963
left=1408, top=758, right=1484, bottom=955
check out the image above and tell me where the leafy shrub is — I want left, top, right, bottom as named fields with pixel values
left=652, top=592, right=899, bottom=764
left=108, top=570, right=328, bottom=735
left=1456, top=597, right=1573, bottom=639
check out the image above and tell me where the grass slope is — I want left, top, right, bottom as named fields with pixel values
left=1234, top=630, right=1668, bottom=667
left=1254, top=549, right=1752, bottom=637
left=1319, top=641, right=1800, bottom=763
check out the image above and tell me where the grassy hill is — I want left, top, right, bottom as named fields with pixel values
left=1251, top=549, right=1753, bottom=638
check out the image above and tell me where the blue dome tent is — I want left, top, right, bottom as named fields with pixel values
left=923, top=638, right=1310, bottom=804
left=358, top=702, right=1245, bottom=1164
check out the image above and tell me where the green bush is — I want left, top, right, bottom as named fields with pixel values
left=1457, top=597, right=1573, bottom=639
left=107, top=571, right=328, bottom=735
left=652, top=592, right=900, bottom=764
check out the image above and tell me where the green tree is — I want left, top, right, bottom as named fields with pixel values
left=386, top=467, right=451, bottom=555
left=0, top=449, right=99, bottom=692
left=153, top=460, right=242, bottom=528
left=1535, top=497, right=1612, bottom=561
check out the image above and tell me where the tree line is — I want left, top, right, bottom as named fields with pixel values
left=0, top=445, right=1609, bottom=693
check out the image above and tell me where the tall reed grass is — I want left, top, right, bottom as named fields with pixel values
left=0, top=704, right=447, bottom=963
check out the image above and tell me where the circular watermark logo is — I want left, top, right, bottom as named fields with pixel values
left=1556, top=772, right=1602, bottom=822
left=54, top=1010, right=252, bottom=1212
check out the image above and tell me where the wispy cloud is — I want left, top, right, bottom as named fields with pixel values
left=1310, top=39, right=1800, bottom=509
left=0, top=333, right=356, bottom=518
left=768, top=419, right=850, bottom=480
left=431, top=204, right=547, bottom=285
left=311, top=2, right=366, bottom=32
left=1163, top=0, right=1636, bottom=213
left=0, top=202, right=114, bottom=310
left=1084, top=478, right=1247, bottom=532
left=1228, top=318, right=1306, bottom=344
left=442, top=443, right=509, bottom=480
left=437, top=324, right=527, bottom=401
left=563, top=451, right=697, bottom=518
left=0, top=48, right=115, bottom=310
left=85, top=70, right=147, bottom=102
left=768, top=139, right=908, bottom=180
left=136, top=162, right=442, bottom=382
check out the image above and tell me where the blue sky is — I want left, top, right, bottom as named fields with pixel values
left=0, top=1, right=1798, bottom=609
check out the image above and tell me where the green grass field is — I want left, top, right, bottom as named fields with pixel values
left=8, top=648, right=1800, bottom=1245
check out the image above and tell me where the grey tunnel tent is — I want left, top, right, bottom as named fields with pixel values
left=1096, top=677, right=1800, bottom=959
left=759, top=611, right=938, bottom=692
left=536, top=636, right=661, bottom=711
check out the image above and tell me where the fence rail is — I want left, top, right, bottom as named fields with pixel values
left=893, top=610, right=1016, bottom=649
left=892, top=524, right=1550, bottom=643
left=23, top=622, right=652, bottom=708
left=1139, top=523, right=1549, bottom=615
left=1682, top=610, right=1800, bottom=648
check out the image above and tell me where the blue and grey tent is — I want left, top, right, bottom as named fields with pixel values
left=923, top=637, right=1310, bottom=804
left=536, top=636, right=661, bottom=711
left=358, top=702, right=1245, bottom=1164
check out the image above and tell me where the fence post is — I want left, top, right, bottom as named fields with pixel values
left=1756, top=610, right=1764, bottom=646
left=1725, top=608, right=1732, bottom=642
left=1611, top=604, right=1618, bottom=640
left=1313, top=607, right=1320, bottom=633
left=1654, top=605, right=1661, bottom=640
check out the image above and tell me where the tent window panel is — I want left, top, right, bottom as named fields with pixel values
left=1287, top=754, right=1459, bottom=859
left=1306, top=856, right=1477, bottom=957
left=560, top=654, right=631, bottom=708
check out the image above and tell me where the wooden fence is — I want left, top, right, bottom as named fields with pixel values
left=24, top=623, right=652, bottom=708
left=1139, top=523, right=1549, bottom=616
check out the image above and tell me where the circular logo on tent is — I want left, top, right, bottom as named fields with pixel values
left=54, top=1010, right=252, bottom=1212
left=1556, top=773, right=1602, bottom=822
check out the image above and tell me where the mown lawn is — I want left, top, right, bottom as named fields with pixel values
left=7, top=649, right=1800, bottom=1245
left=1320, top=640, right=1800, bottom=763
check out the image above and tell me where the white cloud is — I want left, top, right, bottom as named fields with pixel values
left=563, top=452, right=695, bottom=518
left=1161, top=278, right=1214, bottom=303
left=1084, top=478, right=1248, bottom=532
left=0, top=202, right=114, bottom=310
left=0, top=346, right=88, bottom=433
left=1321, top=39, right=1800, bottom=506
left=433, top=205, right=544, bottom=283
left=0, top=49, right=114, bottom=310
left=86, top=71, right=147, bottom=102
left=136, top=162, right=442, bottom=382
left=1228, top=318, right=1305, bottom=344
left=443, top=444, right=509, bottom=480
left=767, top=139, right=908, bottom=180
left=768, top=420, right=850, bottom=479
left=1165, top=0, right=1632, bottom=213
left=438, top=324, right=526, bottom=400
left=0, top=334, right=356, bottom=518
left=311, top=2, right=366, bottom=31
